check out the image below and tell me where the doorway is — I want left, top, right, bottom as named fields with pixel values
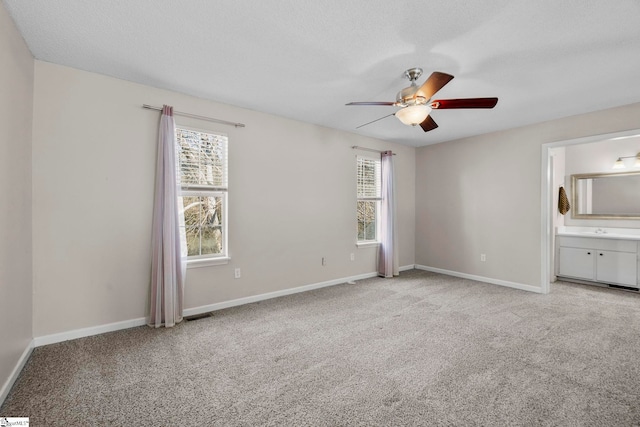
left=540, top=128, right=640, bottom=293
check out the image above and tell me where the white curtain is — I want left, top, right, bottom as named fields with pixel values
left=378, top=150, right=399, bottom=278
left=149, top=105, right=186, bottom=328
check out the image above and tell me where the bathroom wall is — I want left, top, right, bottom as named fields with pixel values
left=564, top=135, right=640, bottom=228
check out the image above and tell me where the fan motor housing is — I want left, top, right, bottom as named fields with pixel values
left=396, top=67, right=426, bottom=105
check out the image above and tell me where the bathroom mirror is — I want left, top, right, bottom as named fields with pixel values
left=571, top=171, right=640, bottom=219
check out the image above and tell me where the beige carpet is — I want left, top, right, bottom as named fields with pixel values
left=2, top=269, right=640, bottom=426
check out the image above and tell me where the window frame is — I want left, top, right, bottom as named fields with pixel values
left=175, top=126, right=230, bottom=268
left=356, top=155, right=381, bottom=246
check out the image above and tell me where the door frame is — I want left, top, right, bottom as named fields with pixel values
left=540, top=128, right=640, bottom=294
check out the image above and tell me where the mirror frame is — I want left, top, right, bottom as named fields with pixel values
left=571, top=171, right=640, bottom=219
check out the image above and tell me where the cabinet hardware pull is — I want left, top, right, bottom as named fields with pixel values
left=600, top=253, right=603, bottom=256
left=587, top=252, right=591, bottom=255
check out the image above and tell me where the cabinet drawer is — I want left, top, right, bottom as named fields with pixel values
left=557, top=236, right=638, bottom=253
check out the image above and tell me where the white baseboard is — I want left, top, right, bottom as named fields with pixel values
left=415, top=264, right=543, bottom=294
left=184, top=266, right=414, bottom=317
left=0, top=340, right=34, bottom=407
left=33, top=266, right=416, bottom=347
left=34, top=317, right=147, bottom=347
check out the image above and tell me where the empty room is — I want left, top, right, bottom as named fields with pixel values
left=2, top=1, right=640, bottom=425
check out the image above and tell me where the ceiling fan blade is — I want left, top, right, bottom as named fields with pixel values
left=419, top=115, right=438, bottom=132
left=431, top=98, right=498, bottom=109
left=415, top=72, right=454, bottom=100
left=356, top=113, right=395, bottom=129
left=346, top=101, right=396, bottom=106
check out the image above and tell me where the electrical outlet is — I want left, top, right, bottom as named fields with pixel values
left=350, top=253, right=355, bottom=261
left=234, top=268, right=241, bottom=278
left=480, top=254, right=486, bottom=262
left=322, top=257, right=326, bottom=266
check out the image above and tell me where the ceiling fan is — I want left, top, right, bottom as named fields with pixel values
left=346, top=68, right=498, bottom=132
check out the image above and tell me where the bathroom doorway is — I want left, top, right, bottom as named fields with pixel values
left=541, top=128, right=640, bottom=293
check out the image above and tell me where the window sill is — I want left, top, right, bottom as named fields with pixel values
left=187, top=257, right=230, bottom=269
left=356, top=241, right=380, bottom=248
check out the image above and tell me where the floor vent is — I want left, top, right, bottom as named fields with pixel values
left=185, top=312, right=213, bottom=321
left=608, top=284, right=639, bottom=292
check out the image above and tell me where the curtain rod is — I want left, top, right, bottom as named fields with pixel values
left=351, top=146, right=396, bottom=155
left=142, top=104, right=245, bottom=128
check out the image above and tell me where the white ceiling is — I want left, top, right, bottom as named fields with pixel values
left=4, top=0, right=640, bottom=147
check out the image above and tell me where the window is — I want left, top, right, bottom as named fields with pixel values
left=356, top=156, right=381, bottom=242
left=175, top=127, right=228, bottom=263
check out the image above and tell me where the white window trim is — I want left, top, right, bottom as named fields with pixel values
left=187, top=256, right=230, bottom=269
left=356, top=241, right=380, bottom=248
left=176, top=126, right=229, bottom=264
left=356, top=156, right=381, bottom=244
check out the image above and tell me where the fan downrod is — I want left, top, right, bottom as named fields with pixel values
left=404, top=67, right=423, bottom=82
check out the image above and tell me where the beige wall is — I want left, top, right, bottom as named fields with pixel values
left=415, top=102, right=640, bottom=290
left=0, top=2, right=33, bottom=397
left=31, top=61, right=415, bottom=337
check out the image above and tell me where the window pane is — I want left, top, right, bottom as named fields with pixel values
left=201, top=195, right=223, bottom=255
left=357, top=200, right=376, bottom=241
left=176, top=129, right=228, bottom=187
left=201, top=226, right=223, bottom=255
left=364, top=220, right=376, bottom=241
left=357, top=157, right=381, bottom=198
left=181, top=195, right=224, bottom=257
left=182, top=196, right=202, bottom=256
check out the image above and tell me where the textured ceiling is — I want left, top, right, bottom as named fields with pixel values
left=4, top=0, right=640, bottom=147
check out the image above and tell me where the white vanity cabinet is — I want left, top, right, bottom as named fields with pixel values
left=558, top=247, right=595, bottom=281
left=595, top=250, right=637, bottom=286
left=556, top=236, right=639, bottom=288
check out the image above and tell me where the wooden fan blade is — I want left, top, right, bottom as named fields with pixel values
left=415, top=72, right=454, bottom=100
left=431, top=98, right=498, bottom=109
left=346, top=101, right=396, bottom=106
left=419, top=115, right=438, bottom=133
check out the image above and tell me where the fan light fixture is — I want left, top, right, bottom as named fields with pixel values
left=346, top=68, right=498, bottom=133
left=396, top=104, right=432, bottom=126
left=612, top=152, right=640, bottom=169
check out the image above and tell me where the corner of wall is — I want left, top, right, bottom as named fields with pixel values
left=0, top=0, right=35, bottom=406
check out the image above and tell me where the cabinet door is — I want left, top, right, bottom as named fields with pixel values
left=596, top=250, right=638, bottom=287
left=558, top=247, right=595, bottom=280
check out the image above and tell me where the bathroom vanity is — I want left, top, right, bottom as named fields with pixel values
left=556, top=227, right=640, bottom=289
